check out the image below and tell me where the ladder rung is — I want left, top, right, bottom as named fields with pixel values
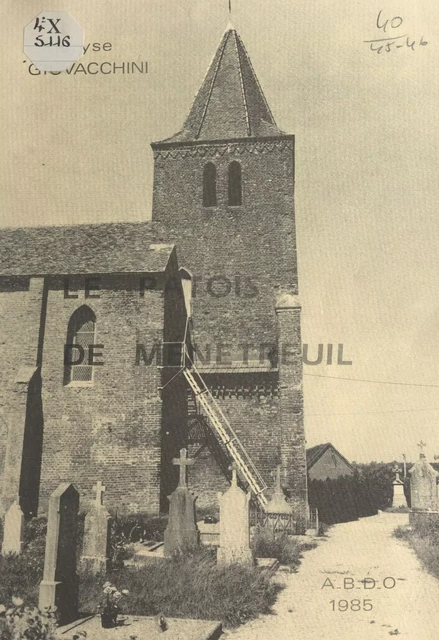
left=183, top=366, right=267, bottom=510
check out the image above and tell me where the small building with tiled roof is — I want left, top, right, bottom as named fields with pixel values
left=307, top=443, right=354, bottom=481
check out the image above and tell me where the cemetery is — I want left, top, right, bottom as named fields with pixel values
left=2, top=445, right=439, bottom=638
left=0, top=451, right=316, bottom=639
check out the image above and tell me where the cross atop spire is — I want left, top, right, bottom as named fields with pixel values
left=157, top=27, right=284, bottom=144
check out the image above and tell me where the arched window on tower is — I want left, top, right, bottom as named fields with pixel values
left=203, top=162, right=217, bottom=207
left=64, top=305, right=96, bottom=384
left=228, top=161, right=242, bottom=206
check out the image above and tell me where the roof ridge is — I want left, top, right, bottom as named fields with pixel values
left=233, top=30, right=251, bottom=136
left=235, top=32, right=277, bottom=128
left=0, top=220, right=154, bottom=233
left=196, top=30, right=231, bottom=140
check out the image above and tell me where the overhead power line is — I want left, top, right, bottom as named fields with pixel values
left=303, top=372, right=439, bottom=388
left=308, top=407, right=439, bottom=417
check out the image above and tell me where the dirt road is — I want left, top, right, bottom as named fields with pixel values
left=226, top=513, right=439, bottom=640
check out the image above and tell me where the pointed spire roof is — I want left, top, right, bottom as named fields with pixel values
left=159, top=28, right=284, bottom=144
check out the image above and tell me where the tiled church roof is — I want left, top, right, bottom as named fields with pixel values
left=0, top=221, right=174, bottom=276
left=157, top=27, right=284, bottom=144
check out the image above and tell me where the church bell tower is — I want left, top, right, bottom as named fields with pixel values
left=151, top=26, right=307, bottom=524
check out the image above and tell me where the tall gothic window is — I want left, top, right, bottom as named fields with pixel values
left=203, top=162, right=217, bottom=207
left=65, top=306, right=96, bottom=384
left=228, top=161, right=242, bottom=206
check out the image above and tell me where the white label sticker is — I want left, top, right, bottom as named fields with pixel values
left=23, top=11, right=84, bottom=72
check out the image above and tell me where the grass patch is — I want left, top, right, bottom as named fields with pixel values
left=251, top=526, right=302, bottom=569
left=393, top=520, right=439, bottom=581
left=1, top=515, right=294, bottom=629
left=79, top=547, right=282, bottom=627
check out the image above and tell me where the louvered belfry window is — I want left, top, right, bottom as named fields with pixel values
left=203, top=162, right=217, bottom=207
left=66, top=306, right=96, bottom=383
left=228, top=161, right=242, bottom=206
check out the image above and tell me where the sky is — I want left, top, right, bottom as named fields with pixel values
left=0, top=0, right=438, bottom=463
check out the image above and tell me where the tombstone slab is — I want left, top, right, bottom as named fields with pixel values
left=164, top=448, right=199, bottom=556
left=1, top=500, right=24, bottom=555
left=56, top=615, right=222, bottom=640
left=80, top=482, right=111, bottom=574
left=266, top=465, right=293, bottom=514
left=409, top=454, right=439, bottom=511
left=39, top=483, right=79, bottom=625
left=392, top=465, right=407, bottom=508
left=217, top=467, right=252, bottom=566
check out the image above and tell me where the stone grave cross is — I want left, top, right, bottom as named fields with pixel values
left=391, top=463, right=406, bottom=507
left=392, top=465, right=402, bottom=483
left=164, top=448, right=199, bottom=556
left=173, top=448, right=194, bottom=487
left=418, top=441, right=427, bottom=457
left=80, top=481, right=111, bottom=575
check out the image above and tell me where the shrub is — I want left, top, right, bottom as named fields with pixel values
left=308, top=474, right=373, bottom=524
left=108, top=513, right=168, bottom=569
left=0, top=518, right=47, bottom=606
left=393, top=525, right=410, bottom=540
left=0, top=599, right=57, bottom=640
left=251, top=526, right=301, bottom=568
left=111, top=513, right=168, bottom=543
left=0, top=552, right=42, bottom=606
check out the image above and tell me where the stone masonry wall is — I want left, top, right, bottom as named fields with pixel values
left=152, top=139, right=297, bottom=352
left=37, top=273, right=166, bottom=514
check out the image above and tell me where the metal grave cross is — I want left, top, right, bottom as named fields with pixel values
left=173, top=448, right=194, bottom=487
left=93, top=481, right=106, bottom=506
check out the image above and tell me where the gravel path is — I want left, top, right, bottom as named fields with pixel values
left=226, top=513, right=439, bottom=640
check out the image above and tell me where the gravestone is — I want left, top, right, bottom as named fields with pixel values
left=39, top=483, right=79, bottom=625
left=391, top=465, right=407, bottom=508
left=266, top=465, right=293, bottom=514
left=80, top=481, right=111, bottom=574
left=217, top=466, right=252, bottom=566
left=164, top=448, right=199, bottom=557
left=1, top=500, right=24, bottom=555
left=409, top=453, right=438, bottom=511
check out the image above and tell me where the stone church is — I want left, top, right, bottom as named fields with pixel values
left=0, top=27, right=307, bottom=526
